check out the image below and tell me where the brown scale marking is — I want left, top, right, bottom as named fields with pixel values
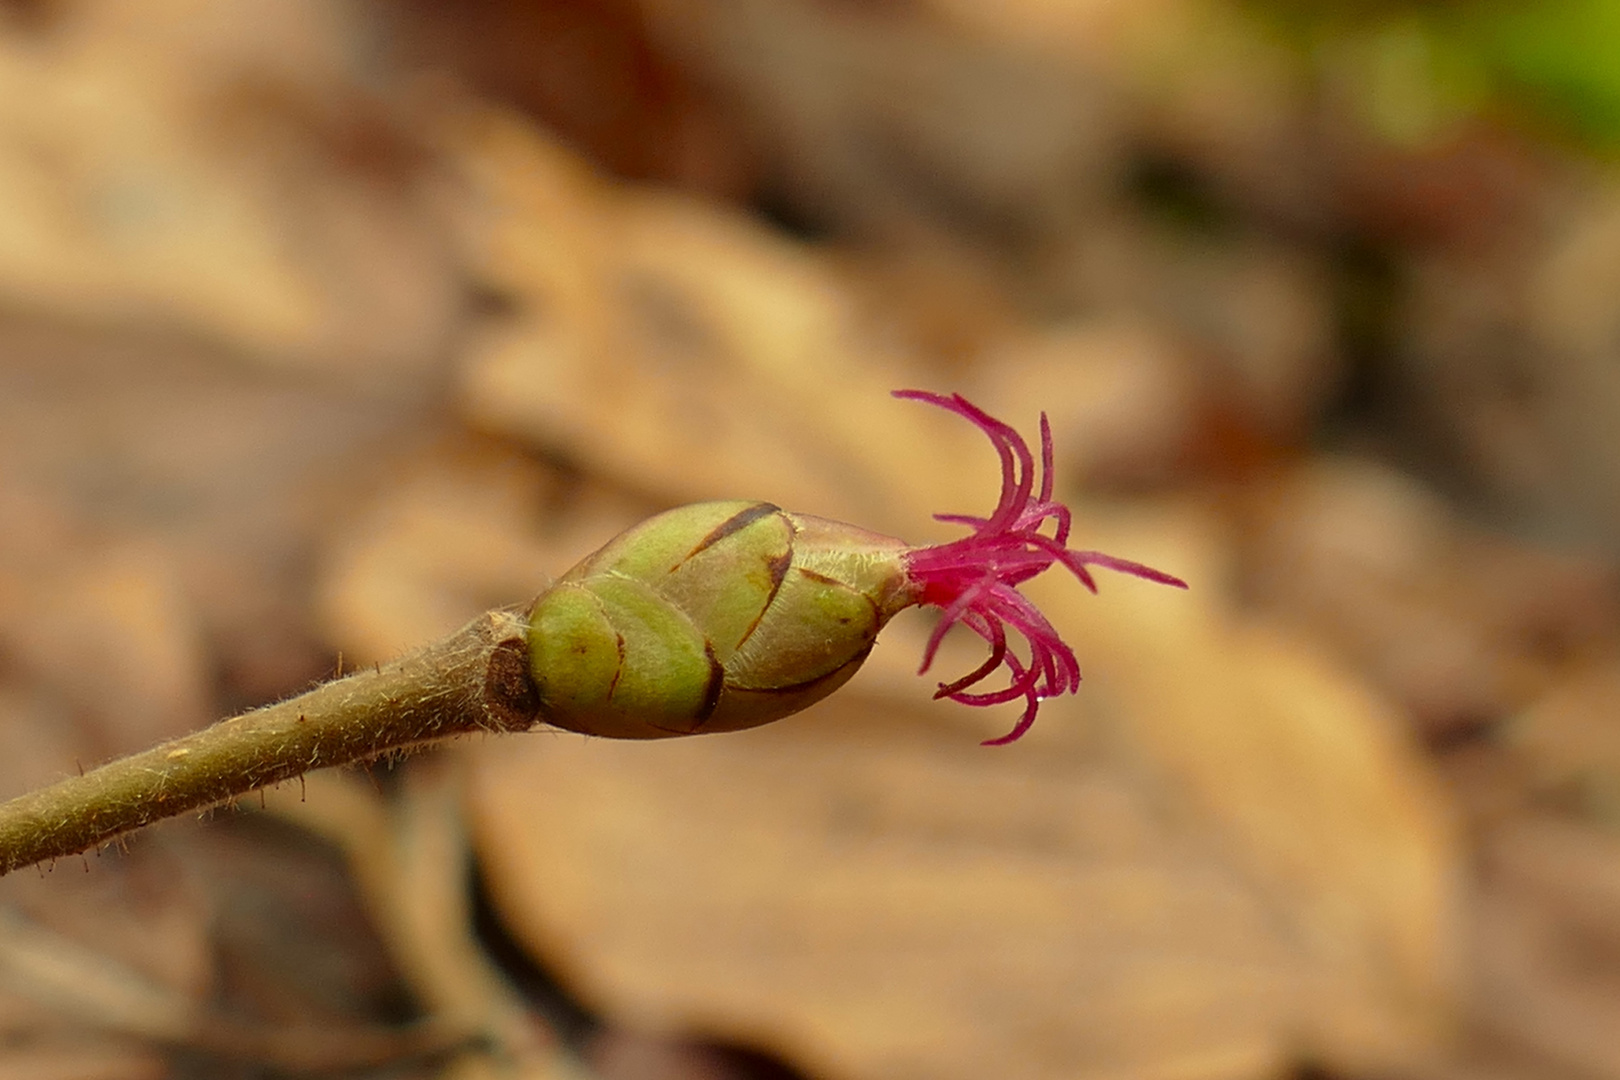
left=732, top=547, right=794, bottom=651
left=679, top=502, right=783, bottom=564
left=693, top=641, right=726, bottom=727
left=795, top=568, right=880, bottom=625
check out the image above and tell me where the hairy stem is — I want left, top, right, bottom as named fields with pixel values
left=0, top=610, right=540, bottom=877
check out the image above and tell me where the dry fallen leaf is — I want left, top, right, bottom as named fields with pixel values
left=966, top=320, right=1202, bottom=488
left=0, top=315, right=430, bottom=751
left=0, top=0, right=460, bottom=378
left=638, top=0, right=1127, bottom=247
left=317, top=435, right=654, bottom=665
left=1507, top=661, right=1620, bottom=825
left=1474, top=813, right=1620, bottom=1079
left=259, top=764, right=581, bottom=1080
left=0, top=833, right=212, bottom=1079
left=1031, top=498, right=1462, bottom=1072
left=470, top=699, right=1300, bottom=1080
left=446, top=105, right=986, bottom=535
left=1241, top=457, right=1617, bottom=739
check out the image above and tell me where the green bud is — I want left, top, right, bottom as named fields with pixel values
left=526, top=501, right=917, bottom=738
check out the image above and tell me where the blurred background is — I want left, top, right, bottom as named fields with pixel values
left=4, top=0, right=1620, bottom=1077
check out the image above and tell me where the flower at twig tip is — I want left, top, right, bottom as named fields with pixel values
left=894, top=389, right=1188, bottom=746
left=524, top=390, right=1184, bottom=746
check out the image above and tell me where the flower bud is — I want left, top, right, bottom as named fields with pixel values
left=526, top=500, right=917, bottom=738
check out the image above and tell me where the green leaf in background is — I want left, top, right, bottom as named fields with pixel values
left=1473, top=0, right=1620, bottom=146
left=1254, top=0, right=1620, bottom=150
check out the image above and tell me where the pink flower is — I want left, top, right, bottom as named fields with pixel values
left=896, top=390, right=1188, bottom=745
